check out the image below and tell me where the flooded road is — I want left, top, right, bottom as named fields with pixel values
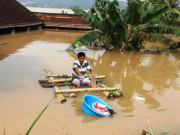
left=0, top=29, right=180, bottom=135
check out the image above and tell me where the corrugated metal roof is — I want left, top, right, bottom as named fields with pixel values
left=0, top=0, right=43, bottom=29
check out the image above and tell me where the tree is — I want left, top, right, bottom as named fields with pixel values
left=120, top=0, right=180, bottom=51
left=71, top=0, right=180, bottom=51
left=71, top=0, right=127, bottom=49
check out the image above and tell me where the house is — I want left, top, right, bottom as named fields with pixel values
left=0, top=0, right=43, bottom=30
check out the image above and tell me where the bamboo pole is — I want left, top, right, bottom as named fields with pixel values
left=40, top=83, right=71, bottom=88
left=46, top=74, right=100, bottom=78
left=39, top=78, right=104, bottom=87
left=43, top=68, right=66, bottom=103
left=67, top=85, right=77, bottom=97
left=102, top=91, right=111, bottom=98
left=96, top=84, right=114, bottom=99
left=55, top=87, right=120, bottom=93
left=90, top=59, right=112, bottom=98
left=98, top=83, right=123, bottom=97
left=39, top=75, right=105, bottom=84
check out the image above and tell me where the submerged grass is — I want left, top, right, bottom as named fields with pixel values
left=142, top=120, right=171, bottom=135
left=4, top=127, right=6, bottom=135
left=3, top=96, right=71, bottom=135
left=148, top=120, right=154, bottom=135
left=63, top=124, right=69, bottom=135
left=25, top=97, right=54, bottom=135
left=3, top=97, right=54, bottom=135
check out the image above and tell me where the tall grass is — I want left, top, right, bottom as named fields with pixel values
left=148, top=120, right=154, bottom=135
left=142, top=120, right=171, bottom=135
left=3, top=97, right=54, bottom=135
left=63, top=124, right=69, bottom=135
left=4, top=127, right=6, bottom=135
left=25, top=97, right=54, bottom=135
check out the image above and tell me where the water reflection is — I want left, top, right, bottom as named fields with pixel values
left=67, top=47, right=180, bottom=115
left=0, top=29, right=84, bottom=60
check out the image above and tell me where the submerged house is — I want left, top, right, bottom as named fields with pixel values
left=0, top=0, right=43, bottom=30
left=0, top=0, right=90, bottom=31
left=27, top=7, right=92, bottom=30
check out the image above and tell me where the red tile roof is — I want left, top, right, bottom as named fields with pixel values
left=36, top=13, right=92, bottom=29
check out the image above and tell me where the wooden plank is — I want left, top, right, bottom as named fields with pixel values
left=90, top=60, right=96, bottom=88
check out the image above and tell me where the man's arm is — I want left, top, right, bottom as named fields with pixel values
left=88, top=67, right=94, bottom=73
left=87, top=61, right=94, bottom=73
left=74, top=67, right=84, bottom=77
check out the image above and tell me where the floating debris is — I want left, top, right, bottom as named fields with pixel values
left=134, top=96, right=145, bottom=101
left=0, top=42, right=6, bottom=45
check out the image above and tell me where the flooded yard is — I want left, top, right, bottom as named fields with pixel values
left=0, top=29, right=180, bottom=135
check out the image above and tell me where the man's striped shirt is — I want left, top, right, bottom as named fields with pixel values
left=72, top=60, right=91, bottom=80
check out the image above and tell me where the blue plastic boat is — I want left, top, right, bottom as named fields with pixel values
left=82, top=94, right=111, bottom=117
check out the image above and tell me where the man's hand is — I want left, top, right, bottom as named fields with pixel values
left=79, top=73, right=84, bottom=77
left=90, top=67, right=94, bottom=72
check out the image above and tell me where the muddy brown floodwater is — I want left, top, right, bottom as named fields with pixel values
left=0, top=29, right=180, bottom=135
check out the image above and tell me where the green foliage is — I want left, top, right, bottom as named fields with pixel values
left=161, top=132, right=171, bottom=135
left=146, top=33, right=176, bottom=46
left=142, top=130, right=152, bottom=135
left=148, top=10, right=180, bottom=27
left=71, top=0, right=180, bottom=50
left=61, top=10, right=65, bottom=14
left=125, top=0, right=142, bottom=26
left=144, top=25, right=180, bottom=36
left=140, top=4, right=169, bottom=24
left=150, top=0, right=179, bottom=9
left=71, top=0, right=127, bottom=49
left=71, top=30, right=102, bottom=48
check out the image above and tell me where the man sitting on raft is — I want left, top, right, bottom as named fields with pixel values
left=72, top=52, right=94, bottom=88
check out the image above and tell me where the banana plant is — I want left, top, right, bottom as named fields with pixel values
left=119, top=0, right=180, bottom=51
left=71, top=0, right=127, bottom=49
left=71, top=0, right=180, bottom=51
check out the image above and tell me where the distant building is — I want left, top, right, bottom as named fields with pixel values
left=27, top=7, right=92, bottom=30
left=0, top=0, right=43, bottom=29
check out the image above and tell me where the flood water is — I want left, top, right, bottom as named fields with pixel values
left=0, top=29, right=180, bottom=135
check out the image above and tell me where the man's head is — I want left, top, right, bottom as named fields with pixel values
left=77, top=52, right=85, bottom=64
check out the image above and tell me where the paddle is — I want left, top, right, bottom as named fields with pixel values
left=90, top=60, right=111, bottom=98
left=90, top=60, right=96, bottom=88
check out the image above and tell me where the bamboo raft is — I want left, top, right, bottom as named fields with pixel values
left=39, top=68, right=123, bottom=103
